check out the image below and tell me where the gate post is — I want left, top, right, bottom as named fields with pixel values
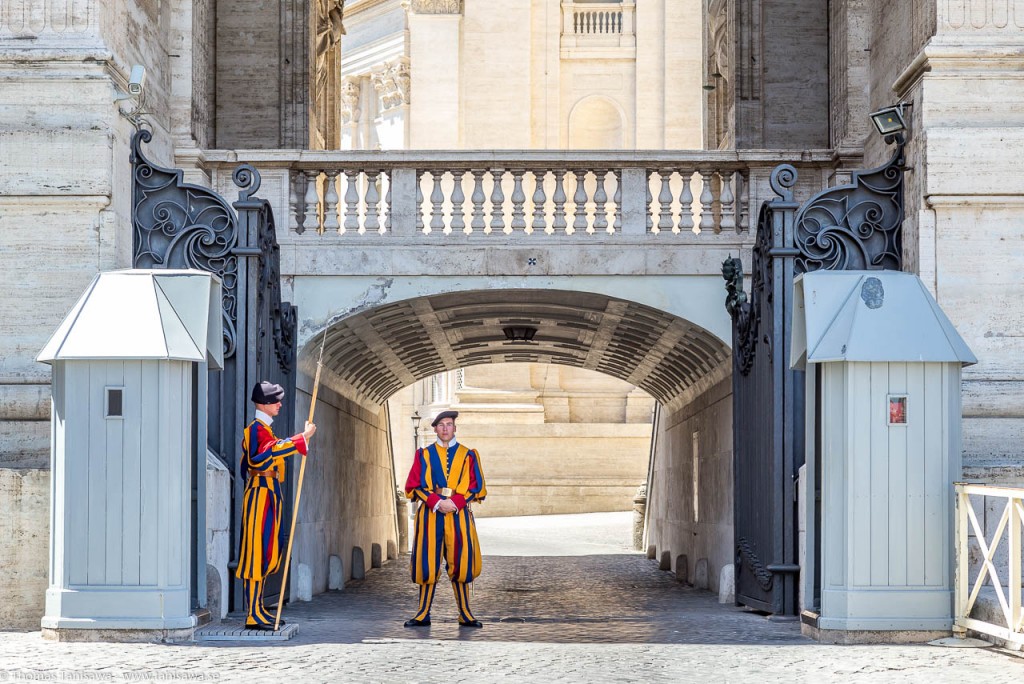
left=767, top=166, right=803, bottom=617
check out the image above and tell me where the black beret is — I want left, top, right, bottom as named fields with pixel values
left=251, top=380, right=285, bottom=404
left=431, top=410, right=459, bottom=427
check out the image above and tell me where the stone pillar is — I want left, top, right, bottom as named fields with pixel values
left=408, top=1, right=462, bottom=148
left=632, top=482, right=647, bottom=551
left=396, top=487, right=410, bottom=553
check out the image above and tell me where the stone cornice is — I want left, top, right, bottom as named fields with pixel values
left=896, top=40, right=1024, bottom=96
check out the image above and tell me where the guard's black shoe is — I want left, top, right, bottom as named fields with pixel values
left=458, top=619, right=483, bottom=628
left=404, top=618, right=431, bottom=627
left=245, top=623, right=276, bottom=631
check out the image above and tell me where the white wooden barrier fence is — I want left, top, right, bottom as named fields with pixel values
left=955, top=483, right=1024, bottom=646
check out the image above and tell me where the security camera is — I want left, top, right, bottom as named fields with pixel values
left=127, top=65, right=146, bottom=96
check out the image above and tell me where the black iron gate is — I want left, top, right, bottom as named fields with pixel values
left=131, top=129, right=297, bottom=615
left=725, top=136, right=905, bottom=616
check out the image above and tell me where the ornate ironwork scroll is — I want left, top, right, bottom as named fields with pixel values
left=793, top=134, right=905, bottom=273
left=131, top=128, right=240, bottom=358
left=736, top=536, right=774, bottom=592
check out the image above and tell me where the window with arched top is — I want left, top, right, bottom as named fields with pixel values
left=568, top=96, right=625, bottom=149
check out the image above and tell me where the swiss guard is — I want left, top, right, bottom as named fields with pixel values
left=403, top=409, right=487, bottom=628
left=236, top=380, right=317, bottom=630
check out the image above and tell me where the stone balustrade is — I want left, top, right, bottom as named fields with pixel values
left=567, top=2, right=628, bottom=35
left=197, top=150, right=835, bottom=243
left=561, top=1, right=635, bottom=50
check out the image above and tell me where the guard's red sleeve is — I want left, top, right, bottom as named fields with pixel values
left=405, top=449, right=432, bottom=504
left=450, top=494, right=466, bottom=510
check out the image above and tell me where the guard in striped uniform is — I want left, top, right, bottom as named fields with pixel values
left=236, top=380, right=317, bottom=630
left=404, top=409, right=487, bottom=628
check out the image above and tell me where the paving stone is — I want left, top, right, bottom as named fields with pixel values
left=0, top=515, right=1020, bottom=682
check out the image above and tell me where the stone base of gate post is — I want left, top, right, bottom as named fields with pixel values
left=42, top=625, right=196, bottom=643
left=801, top=623, right=951, bottom=645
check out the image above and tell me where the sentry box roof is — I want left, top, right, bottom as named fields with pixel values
left=37, top=269, right=224, bottom=370
left=790, top=270, right=976, bottom=370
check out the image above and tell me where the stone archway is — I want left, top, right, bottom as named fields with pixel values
left=283, top=285, right=735, bottom=603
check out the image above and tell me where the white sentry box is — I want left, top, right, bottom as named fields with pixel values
left=792, top=270, right=975, bottom=634
left=37, top=270, right=222, bottom=636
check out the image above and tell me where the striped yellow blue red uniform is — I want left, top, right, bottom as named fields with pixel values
left=236, top=418, right=307, bottom=627
left=405, top=442, right=486, bottom=623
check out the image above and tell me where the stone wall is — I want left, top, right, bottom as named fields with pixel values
left=291, top=378, right=398, bottom=598
left=214, top=1, right=308, bottom=148
left=645, top=377, right=733, bottom=592
left=881, top=1, right=1024, bottom=472
left=0, top=0, right=179, bottom=629
left=205, top=453, right=231, bottom=621
left=732, top=0, right=830, bottom=149
left=0, top=469, right=48, bottom=630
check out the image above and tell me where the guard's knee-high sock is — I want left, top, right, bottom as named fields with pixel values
left=244, top=578, right=263, bottom=625
left=244, top=578, right=274, bottom=626
left=412, top=583, right=436, bottom=621
left=452, top=581, right=476, bottom=623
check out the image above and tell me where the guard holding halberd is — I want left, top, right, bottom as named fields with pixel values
left=236, top=380, right=316, bottom=630
left=403, top=409, right=487, bottom=628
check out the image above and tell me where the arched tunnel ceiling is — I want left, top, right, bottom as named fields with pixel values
left=314, top=290, right=731, bottom=407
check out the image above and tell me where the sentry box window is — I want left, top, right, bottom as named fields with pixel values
left=106, top=387, right=124, bottom=419
left=888, top=395, right=907, bottom=425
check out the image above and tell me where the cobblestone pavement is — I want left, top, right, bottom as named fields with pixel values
left=1, top=514, right=1021, bottom=683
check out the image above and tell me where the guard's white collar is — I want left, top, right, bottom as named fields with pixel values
left=255, top=409, right=274, bottom=426
left=435, top=438, right=458, bottom=450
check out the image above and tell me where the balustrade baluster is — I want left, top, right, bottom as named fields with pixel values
left=511, top=169, right=526, bottom=232
left=720, top=172, right=736, bottom=234
left=738, top=172, right=749, bottom=232
left=451, top=171, right=466, bottom=233
left=552, top=170, right=567, bottom=233
left=699, top=170, right=715, bottom=232
left=532, top=171, right=547, bottom=233
left=324, top=171, right=341, bottom=233
left=384, top=175, right=392, bottom=233
left=646, top=178, right=653, bottom=232
left=416, top=172, right=425, bottom=232
left=292, top=172, right=306, bottom=234
left=301, top=171, right=320, bottom=233
left=365, top=170, right=381, bottom=233
left=612, top=170, right=622, bottom=232
left=490, top=169, right=505, bottom=233
left=572, top=170, right=589, bottom=233
left=678, top=172, right=694, bottom=233
left=470, top=169, right=486, bottom=233
left=343, top=170, right=359, bottom=233
left=657, top=170, right=673, bottom=232
left=429, top=170, right=445, bottom=232
left=593, top=169, right=609, bottom=233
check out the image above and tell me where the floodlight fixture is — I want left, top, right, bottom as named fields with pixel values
left=870, top=104, right=908, bottom=136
